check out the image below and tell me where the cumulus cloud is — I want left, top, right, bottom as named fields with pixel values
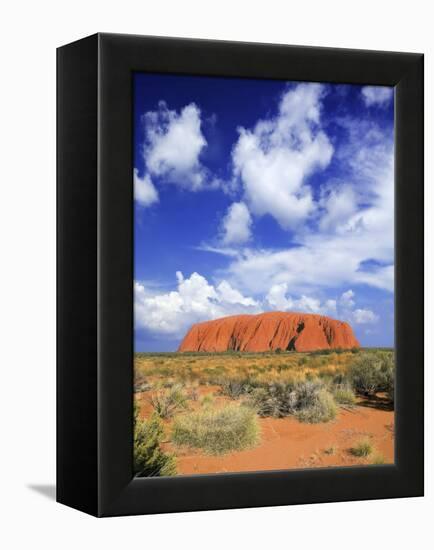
left=361, top=86, right=394, bottom=107
left=142, top=101, right=214, bottom=191
left=266, top=282, right=336, bottom=315
left=216, top=280, right=257, bottom=306
left=134, top=272, right=260, bottom=337
left=339, top=289, right=355, bottom=309
left=232, top=83, right=333, bottom=229
left=265, top=284, right=377, bottom=325
left=318, top=184, right=357, bottom=232
left=220, top=202, right=252, bottom=245
left=337, top=289, right=378, bottom=325
left=134, top=169, right=159, bottom=207
left=352, top=308, right=379, bottom=324
left=135, top=273, right=378, bottom=340
left=220, top=114, right=394, bottom=296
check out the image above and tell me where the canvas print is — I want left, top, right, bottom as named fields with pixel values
left=133, top=73, right=394, bottom=477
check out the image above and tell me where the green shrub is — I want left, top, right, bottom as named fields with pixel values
left=134, top=413, right=176, bottom=477
left=350, top=439, right=373, bottom=457
left=248, top=383, right=298, bottom=418
left=219, top=378, right=251, bottom=399
left=349, top=352, right=395, bottom=397
left=247, top=379, right=338, bottom=424
left=333, top=384, right=357, bottom=406
left=172, top=404, right=259, bottom=455
left=149, top=384, right=188, bottom=418
left=295, top=379, right=325, bottom=409
left=296, top=388, right=337, bottom=423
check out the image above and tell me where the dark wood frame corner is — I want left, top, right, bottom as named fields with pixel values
left=57, top=33, right=424, bottom=517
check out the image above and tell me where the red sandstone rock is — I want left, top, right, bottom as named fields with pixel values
left=178, top=312, right=360, bottom=353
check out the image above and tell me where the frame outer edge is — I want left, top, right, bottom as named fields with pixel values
left=91, top=34, right=424, bottom=516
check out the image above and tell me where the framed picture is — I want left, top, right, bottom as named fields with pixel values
left=57, top=33, right=423, bottom=517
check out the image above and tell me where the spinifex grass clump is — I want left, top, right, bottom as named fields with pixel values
left=349, top=351, right=395, bottom=397
left=247, top=379, right=337, bottom=423
left=248, top=382, right=298, bottom=418
left=296, top=388, right=337, bottom=423
left=333, top=383, right=357, bottom=406
left=172, top=404, right=259, bottom=455
left=350, top=439, right=373, bottom=457
left=219, top=378, right=249, bottom=399
left=134, top=412, right=176, bottom=477
left=148, top=384, right=188, bottom=419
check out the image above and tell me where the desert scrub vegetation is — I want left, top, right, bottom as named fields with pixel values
left=134, top=411, right=176, bottom=477
left=296, top=388, right=337, bottom=423
left=134, top=350, right=354, bottom=387
left=134, top=349, right=394, bottom=423
left=246, top=379, right=337, bottom=423
left=171, top=404, right=259, bottom=455
left=219, top=378, right=249, bottom=399
left=349, top=351, right=395, bottom=397
left=350, top=438, right=373, bottom=457
left=248, top=383, right=298, bottom=418
left=148, top=384, right=188, bottom=419
left=333, top=383, right=357, bottom=406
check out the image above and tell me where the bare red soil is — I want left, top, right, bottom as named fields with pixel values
left=171, top=400, right=394, bottom=474
left=178, top=311, right=360, bottom=353
left=136, top=389, right=394, bottom=475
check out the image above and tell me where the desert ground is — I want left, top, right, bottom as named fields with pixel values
left=134, top=349, right=394, bottom=476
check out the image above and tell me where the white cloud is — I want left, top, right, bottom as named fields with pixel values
left=232, top=83, right=333, bottom=229
left=135, top=272, right=260, bottom=337
left=265, top=284, right=377, bottom=325
left=337, top=290, right=378, bottom=325
left=195, top=243, right=240, bottom=258
left=221, top=202, right=252, bottom=245
left=339, top=289, right=355, bottom=309
left=219, top=115, right=394, bottom=296
left=135, top=274, right=378, bottom=338
left=355, top=264, right=394, bottom=291
left=361, top=86, right=393, bottom=107
left=352, top=308, right=379, bottom=324
left=142, top=101, right=212, bottom=191
left=266, top=283, right=336, bottom=316
left=216, top=280, right=257, bottom=306
left=266, top=282, right=294, bottom=311
left=134, top=169, right=159, bottom=207
left=319, top=184, right=357, bottom=232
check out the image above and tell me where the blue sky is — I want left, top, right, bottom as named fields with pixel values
left=134, top=73, right=394, bottom=351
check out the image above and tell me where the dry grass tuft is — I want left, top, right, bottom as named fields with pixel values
left=171, top=404, right=259, bottom=455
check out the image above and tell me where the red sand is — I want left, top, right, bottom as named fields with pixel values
left=178, top=311, right=360, bottom=353
left=136, top=390, right=394, bottom=475
left=170, top=401, right=394, bottom=475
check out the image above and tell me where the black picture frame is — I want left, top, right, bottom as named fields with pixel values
left=57, top=33, right=424, bottom=517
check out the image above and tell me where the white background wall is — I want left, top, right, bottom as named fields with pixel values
left=0, top=1, right=432, bottom=547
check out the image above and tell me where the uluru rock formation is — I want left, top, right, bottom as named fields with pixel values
left=178, top=312, right=360, bottom=353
